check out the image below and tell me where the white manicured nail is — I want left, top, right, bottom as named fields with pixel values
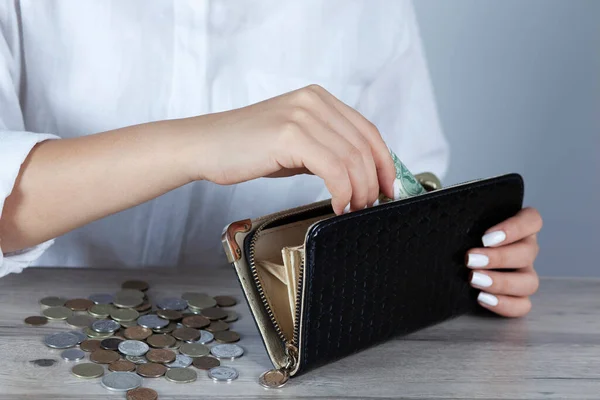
left=467, top=253, right=489, bottom=268
left=477, top=292, right=498, bottom=307
left=470, top=272, right=493, bottom=288
left=392, top=179, right=401, bottom=200
left=482, top=230, right=506, bottom=247
left=372, top=199, right=380, bottom=207
left=343, top=203, right=351, bottom=214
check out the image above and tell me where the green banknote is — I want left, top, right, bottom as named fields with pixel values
left=387, top=147, right=427, bottom=201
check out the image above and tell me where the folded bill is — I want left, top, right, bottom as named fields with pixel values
left=388, top=147, right=427, bottom=200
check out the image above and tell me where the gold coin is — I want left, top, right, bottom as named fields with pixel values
left=126, top=387, right=158, bottom=400
left=90, top=349, right=120, bottom=364
left=136, top=362, right=167, bottom=378
left=121, top=280, right=149, bottom=292
left=205, top=320, right=229, bottom=333
left=146, top=349, right=176, bottom=364
left=152, top=322, right=177, bottom=334
left=88, top=304, right=116, bottom=318
left=71, top=362, right=104, bottom=379
left=66, top=314, right=96, bottom=328
left=110, top=308, right=139, bottom=322
left=171, top=327, right=200, bottom=342
left=24, top=316, right=48, bottom=326
left=224, top=310, right=238, bottom=323
left=80, top=340, right=102, bottom=352
left=214, top=295, right=237, bottom=307
left=39, top=296, right=67, bottom=308
left=192, top=356, right=220, bottom=370
left=64, top=298, right=95, bottom=311
left=83, top=327, right=113, bottom=339
left=146, top=334, right=176, bottom=349
left=181, top=315, right=210, bottom=329
left=124, top=326, right=153, bottom=341
left=213, top=330, right=240, bottom=343
left=156, top=309, right=182, bottom=321
left=119, top=320, right=139, bottom=328
left=109, top=359, right=136, bottom=372
left=184, top=293, right=217, bottom=310
left=201, top=307, right=227, bottom=321
left=179, top=342, right=209, bottom=358
left=42, top=306, right=72, bottom=320
left=165, top=367, right=197, bottom=383
left=113, top=294, right=143, bottom=309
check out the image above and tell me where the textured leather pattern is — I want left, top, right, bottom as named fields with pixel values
left=298, top=174, right=524, bottom=374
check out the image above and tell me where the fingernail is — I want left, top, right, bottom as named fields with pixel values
left=466, top=253, right=489, bottom=268
left=343, top=203, right=351, bottom=214
left=470, top=272, right=493, bottom=288
left=477, top=292, right=498, bottom=307
left=372, top=199, right=380, bottom=207
left=482, top=230, right=506, bottom=247
left=392, top=179, right=401, bottom=200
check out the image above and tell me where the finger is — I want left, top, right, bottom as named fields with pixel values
left=278, top=123, right=352, bottom=214
left=466, top=235, right=539, bottom=270
left=482, top=207, right=543, bottom=247
left=306, top=85, right=396, bottom=199
left=476, top=292, right=532, bottom=318
left=469, top=267, right=539, bottom=297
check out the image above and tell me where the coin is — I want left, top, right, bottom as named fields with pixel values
left=186, top=305, right=203, bottom=315
left=71, top=363, right=104, bottom=379
left=40, top=296, right=67, bottom=308
left=113, top=294, right=143, bottom=309
left=110, top=308, right=139, bottom=322
left=109, top=359, right=136, bottom=372
left=172, top=327, right=200, bottom=342
left=126, top=387, right=158, bottom=400
left=167, top=340, right=183, bottom=351
left=119, top=320, right=139, bottom=328
left=183, top=293, right=217, bottom=310
left=124, top=326, right=152, bottom=340
left=42, top=306, right=72, bottom=320
left=125, top=355, right=148, bottom=365
left=133, top=301, right=152, bottom=313
left=157, top=309, right=182, bottom=321
left=146, top=334, right=176, bottom=349
left=179, top=342, right=209, bottom=358
left=83, top=327, right=113, bottom=339
left=68, top=330, right=87, bottom=343
left=259, top=369, right=290, bottom=389
left=165, top=354, right=193, bottom=368
left=224, top=310, right=238, bottom=323
left=136, top=362, right=167, bottom=378
left=66, top=314, right=95, bottom=328
left=214, top=295, right=237, bottom=307
left=92, top=319, right=120, bottom=333
left=24, top=316, right=48, bottom=326
left=165, top=367, right=197, bottom=383
left=121, top=280, right=149, bottom=292
left=152, top=322, right=177, bottom=334
left=205, top=320, right=229, bottom=333
left=208, top=366, right=239, bottom=382
left=195, top=330, right=214, bottom=344
left=118, top=340, right=149, bottom=356
left=100, top=338, right=124, bottom=351
left=210, top=344, right=244, bottom=360
left=201, top=307, right=228, bottom=320
left=137, top=315, right=169, bottom=329
left=101, top=371, right=142, bottom=392
left=65, top=298, right=95, bottom=311
left=80, top=339, right=102, bottom=352
left=88, top=304, right=116, bottom=318
left=88, top=293, right=115, bottom=304
left=181, top=315, right=210, bottom=329
left=90, top=349, right=120, bottom=364
left=214, top=330, right=240, bottom=343
left=44, top=332, right=79, bottom=349
left=61, top=348, right=85, bottom=361
left=192, top=356, right=220, bottom=370
left=156, top=297, right=188, bottom=311
left=146, top=349, right=176, bottom=364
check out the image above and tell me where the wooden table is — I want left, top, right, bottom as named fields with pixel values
left=0, top=266, right=598, bottom=399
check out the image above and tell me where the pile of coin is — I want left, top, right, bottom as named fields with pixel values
left=26, top=280, right=244, bottom=399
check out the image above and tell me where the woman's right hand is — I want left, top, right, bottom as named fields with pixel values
left=182, top=85, right=396, bottom=215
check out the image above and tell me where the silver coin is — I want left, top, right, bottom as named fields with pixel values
left=156, top=297, right=188, bottom=311
left=88, top=293, right=114, bottom=304
left=91, top=319, right=120, bottom=333
left=210, top=344, right=244, bottom=360
left=100, top=372, right=142, bottom=392
left=137, top=315, right=169, bottom=329
left=118, top=340, right=149, bottom=357
left=165, top=354, right=193, bottom=368
left=208, top=366, right=239, bottom=382
left=125, top=355, right=148, bottom=365
left=61, top=348, right=85, bottom=361
left=193, top=330, right=214, bottom=345
left=44, top=332, right=80, bottom=349
left=68, top=330, right=87, bottom=344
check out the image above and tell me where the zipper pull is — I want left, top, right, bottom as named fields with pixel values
left=258, top=344, right=297, bottom=389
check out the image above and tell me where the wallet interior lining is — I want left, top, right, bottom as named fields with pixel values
left=254, top=214, right=334, bottom=340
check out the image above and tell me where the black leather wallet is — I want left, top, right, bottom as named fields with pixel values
left=221, top=173, right=524, bottom=386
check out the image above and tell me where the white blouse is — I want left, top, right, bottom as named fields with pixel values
left=0, top=0, right=448, bottom=277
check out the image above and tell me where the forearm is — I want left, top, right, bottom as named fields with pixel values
left=0, top=119, right=195, bottom=252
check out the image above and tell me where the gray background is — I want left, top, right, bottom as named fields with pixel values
left=414, top=0, right=600, bottom=277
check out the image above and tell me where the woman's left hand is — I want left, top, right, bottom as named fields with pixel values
left=466, top=207, right=543, bottom=317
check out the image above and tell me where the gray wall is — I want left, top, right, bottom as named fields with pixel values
left=413, top=1, right=600, bottom=276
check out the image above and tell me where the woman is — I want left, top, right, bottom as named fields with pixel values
left=0, top=0, right=541, bottom=317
